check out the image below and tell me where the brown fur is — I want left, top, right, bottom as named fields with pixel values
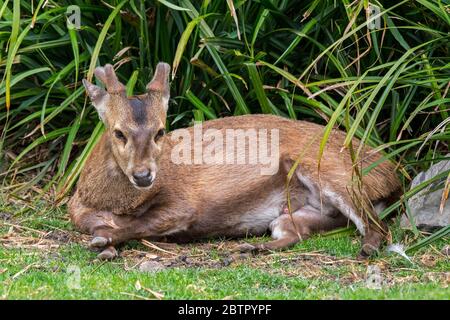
left=69, top=63, right=401, bottom=259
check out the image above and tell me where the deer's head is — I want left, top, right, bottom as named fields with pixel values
left=82, top=63, right=170, bottom=189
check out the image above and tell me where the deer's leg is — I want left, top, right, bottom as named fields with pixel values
left=285, top=159, right=388, bottom=258
left=358, top=218, right=387, bottom=258
left=96, top=246, right=118, bottom=260
left=69, top=192, right=152, bottom=259
left=236, top=207, right=349, bottom=252
left=72, top=209, right=155, bottom=260
left=76, top=210, right=155, bottom=247
left=70, top=194, right=111, bottom=240
left=342, top=191, right=388, bottom=258
left=69, top=196, right=116, bottom=259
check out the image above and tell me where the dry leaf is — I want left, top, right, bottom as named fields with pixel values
left=420, top=254, right=437, bottom=267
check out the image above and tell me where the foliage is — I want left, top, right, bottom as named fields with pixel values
left=0, top=0, right=449, bottom=250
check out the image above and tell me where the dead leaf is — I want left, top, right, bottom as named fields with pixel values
left=420, top=254, right=437, bottom=267
left=135, top=280, right=142, bottom=291
left=135, top=280, right=164, bottom=300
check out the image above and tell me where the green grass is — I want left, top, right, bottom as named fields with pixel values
left=0, top=0, right=449, bottom=300
left=1, top=201, right=448, bottom=300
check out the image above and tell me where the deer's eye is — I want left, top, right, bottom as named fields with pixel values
left=155, top=128, right=165, bottom=141
left=114, top=130, right=127, bottom=143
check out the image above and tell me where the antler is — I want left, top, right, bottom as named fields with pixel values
left=94, top=64, right=126, bottom=94
left=146, top=62, right=170, bottom=97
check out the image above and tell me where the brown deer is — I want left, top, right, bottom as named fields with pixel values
left=68, top=62, right=401, bottom=260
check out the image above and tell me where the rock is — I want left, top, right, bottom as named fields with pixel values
left=97, top=247, right=118, bottom=260
left=139, top=260, right=165, bottom=273
left=221, top=253, right=251, bottom=267
left=401, top=155, right=450, bottom=231
left=0, top=212, right=11, bottom=221
left=441, top=245, right=450, bottom=256
left=44, top=230, right=71, bottom=243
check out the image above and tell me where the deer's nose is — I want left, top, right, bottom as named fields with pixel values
left=132, top=170, right=153, bottom=187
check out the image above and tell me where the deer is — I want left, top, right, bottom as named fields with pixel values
left=68, top=62, right=401, bottom=260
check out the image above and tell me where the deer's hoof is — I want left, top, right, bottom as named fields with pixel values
left=233, top=243, right=257, bottom=253
left=358, top=243, right=379, bottom=260
left=90, top=236, right=109, bottom=248
left=97, top=246, right=118, bottom=260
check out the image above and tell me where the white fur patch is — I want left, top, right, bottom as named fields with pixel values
left=269, top=219, right=286, bottom=240
left=238, top=191, right=284, bottom=235
left=323, top=188, right=366, bottom=235
left=294, top=170, right=366, bottom=235
left=292, top=209, right=316, bottom=218
left=295, top=171, right=336, bottom=216
left=162, top=96, right=169, bottom=112
left=93, top=94, right=109, bottom=122
left=374, top=202, right=386, bottom=216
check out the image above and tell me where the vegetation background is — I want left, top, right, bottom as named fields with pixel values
left=0, top=0, right=449, bottom=299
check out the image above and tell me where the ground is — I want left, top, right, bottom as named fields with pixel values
left=0, top=200, right=449, bottom=300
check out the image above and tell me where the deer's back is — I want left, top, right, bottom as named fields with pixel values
left=161, top=114, right=400, bottom=205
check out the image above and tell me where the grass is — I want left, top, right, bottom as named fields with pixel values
left=1, top=1, right=449, bottom=194
left=0, top=0, right=449, bottom=300
left=1, top=200, right=448, bottom=300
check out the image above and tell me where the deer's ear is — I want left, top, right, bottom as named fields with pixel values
left=147, top=62, right=170, bottom=112
left=83, top=79, right=109, bottom=122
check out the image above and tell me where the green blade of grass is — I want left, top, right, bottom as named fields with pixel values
left=4, top=0, right=23, bottom=111
left=86, top=0, right=128, bottom=81
left=406, top=226, right=450, bottom=254
left=185, top=89, right=217, bottom=119
left=172, top=14, right=212, bottom=80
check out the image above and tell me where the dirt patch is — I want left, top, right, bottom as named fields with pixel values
left=0, top=212, right=12, bottom=221
left=108, top=238, right=450, bottom=289
left=0, top=233, right=60, bottom=252
left=0, top=223, right=76, bottom=252
left=117, top=239, right=361, bottom=275
left=120, top=240, right=239, bottom=271
left=3, top=222, right=448, bottom=289
left=43, top=230, right=73, bottom=243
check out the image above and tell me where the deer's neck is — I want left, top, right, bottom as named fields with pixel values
left=77, top=133, right=160, bottom=215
